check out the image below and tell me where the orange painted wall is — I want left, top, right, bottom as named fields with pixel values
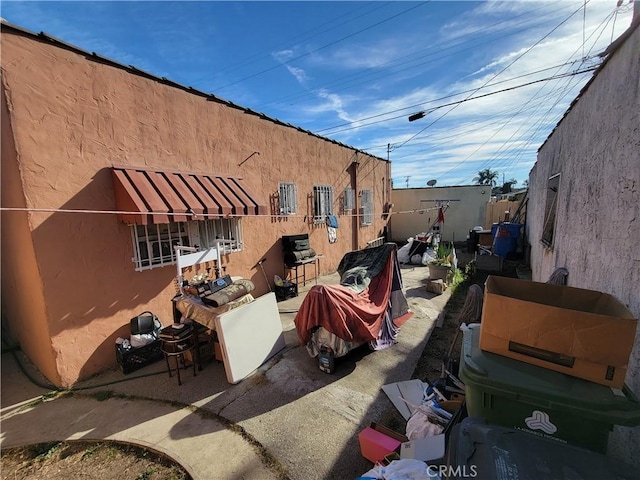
left=1, top=29, right=390, bottom=386
left=1, top=76, right=62, bottom=385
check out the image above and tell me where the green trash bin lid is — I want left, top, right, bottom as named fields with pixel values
left=460, top=324, right=640, bottom=426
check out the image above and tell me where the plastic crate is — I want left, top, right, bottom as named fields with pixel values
left=115, top=339, right=163, bottom=374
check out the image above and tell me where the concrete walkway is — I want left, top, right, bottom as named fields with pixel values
left=1, top=264, right=451, bottom=480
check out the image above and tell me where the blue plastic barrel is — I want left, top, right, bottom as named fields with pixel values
left=491, top=223, right=522, bottom=257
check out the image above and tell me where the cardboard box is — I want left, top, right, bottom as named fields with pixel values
left=425, top=279, right=447, bottom=294
left=358, top=423, right=408, bottom=463
left=480, top=276, right=637, bottom=388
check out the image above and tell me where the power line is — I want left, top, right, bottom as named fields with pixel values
left=320, top=67, right=597, bottom=136
left=195, top=2, right=387, bottom=82
left=213, top=2, right=430, bottom=91
left=315, top=58, right=597, bottom=135
left=453, top=5, right=620, bottom=184
left=394, top=1, right=590, bottom=152
left=252, top=1, right=579, bottom=112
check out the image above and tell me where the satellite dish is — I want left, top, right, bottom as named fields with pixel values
left=427, top=179, right=437, bottom=187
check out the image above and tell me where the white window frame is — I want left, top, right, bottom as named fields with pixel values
left=343, top=187, right=355, bottom=211
left=360, top=189, right=373, bottom=226
left=313, top=185, right=334, bottom=223
left=131, top=218, right=243, bottom=271
left=278, top=182, right=297, bottom=215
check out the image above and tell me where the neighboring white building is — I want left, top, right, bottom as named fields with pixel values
left=527, top=18, right=639, bottom=465
left=390, top=185, right=488, bottom=244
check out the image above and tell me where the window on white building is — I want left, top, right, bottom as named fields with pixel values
left=313, top=185, right=334, bottom=223
left=131, top=218, right=242, bottom=271
left=278, top=182, right=297, bottom=215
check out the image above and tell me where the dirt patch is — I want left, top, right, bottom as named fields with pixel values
left=412, top=263, right=518, bottom=385
left=1, top=441, right=191, bottom=480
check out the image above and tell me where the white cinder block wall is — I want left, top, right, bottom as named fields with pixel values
left=390, top=185, right=487, bottom=244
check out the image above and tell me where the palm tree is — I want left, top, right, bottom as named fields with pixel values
left=473, top=169, right=499, bottom=187
left=501, top=178, right=518, bottom=194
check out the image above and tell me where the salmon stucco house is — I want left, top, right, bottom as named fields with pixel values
left=0, top=22, right=392, bottom=387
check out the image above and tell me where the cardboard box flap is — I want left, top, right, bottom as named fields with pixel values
left=486, top=277, right=634, bottom=318
left=482, top=277, right=637, bottom=366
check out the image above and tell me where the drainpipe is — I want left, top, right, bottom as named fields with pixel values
left=386, top=145, right=393, bottom=241
left=349, top=159, right=359, bottom=250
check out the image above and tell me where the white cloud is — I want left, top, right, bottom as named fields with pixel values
left=311, top=89, right=356, bottom=124
left=286, top=65, right=309, bottom=84
left=272, top=49, right=295, bottom=62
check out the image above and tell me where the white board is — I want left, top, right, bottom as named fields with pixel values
left=214, top=292, right=286, bottom=384
left=177, top=247, right=218, bottom=269
left=382, top=379, right=428, bottom=420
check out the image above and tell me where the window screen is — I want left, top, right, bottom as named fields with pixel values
left=541, top=173, right=560, bottom=248
left=279, top=182, right=297, bottom=215
left=313, top=185, right=334, bottom=223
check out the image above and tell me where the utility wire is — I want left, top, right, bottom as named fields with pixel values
left=213, top=2, right=430, bottom=91
left=316, top=58, right=598, bottom=135
left=195, top=2, right=386, bottom=81
left=253, top=0, right=579, bottom=112
left=320, top=67, right=596, bottom=136
left=492, top=7, right=620, bottom=180
left=392, top=1, right=590, bottom=152
left=453, top=5, right=619, bottom=183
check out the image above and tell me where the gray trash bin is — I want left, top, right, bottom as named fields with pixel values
left=445, top=417, right=637, bottom=480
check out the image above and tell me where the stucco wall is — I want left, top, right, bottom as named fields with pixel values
left=528, top=23, right=640, bottom=465
left=1, top=29, right=390, bottom=386
left=389, top=185, right=487, bottom=243
left=1, top=77, right=61, bottom=385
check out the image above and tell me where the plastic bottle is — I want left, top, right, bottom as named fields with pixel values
left=318, top=346, right=335, bottom=374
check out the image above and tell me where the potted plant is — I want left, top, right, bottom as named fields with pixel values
left=428, top=242, right=453, bottom=281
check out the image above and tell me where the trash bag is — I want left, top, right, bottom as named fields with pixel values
left=421, top=248, right=437, bottom=265
left=130, top=333, right=157, bottom=348
left=406, top=408, right=444, bottom=440
left=397, top=238, right=413, bottom=264
left=361, top=458, right=439, bottom=479
left=410, top=254, right=423, bottom=265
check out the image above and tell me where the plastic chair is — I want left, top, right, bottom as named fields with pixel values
left=160, top=325, right=197, bottom=385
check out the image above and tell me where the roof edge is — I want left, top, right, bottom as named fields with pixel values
left=0, top=20, right=389, bottom=164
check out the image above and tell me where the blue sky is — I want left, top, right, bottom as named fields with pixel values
left=1, top=1, right=635, bottom=188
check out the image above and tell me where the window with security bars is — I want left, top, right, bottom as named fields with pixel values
left=541, top=173, right=560, bottom=248
left=360, top=189, right=373, bottom=226
left=279, top=182, right=297, bottom=215
left=343, top=187, right=355, bottom=211
left=313, top=185, right=334, bottom=223
left=130, top=218, right=242, bottom=271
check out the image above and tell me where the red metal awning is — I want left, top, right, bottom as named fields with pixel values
left=112, top=166, right=266, bottom=225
